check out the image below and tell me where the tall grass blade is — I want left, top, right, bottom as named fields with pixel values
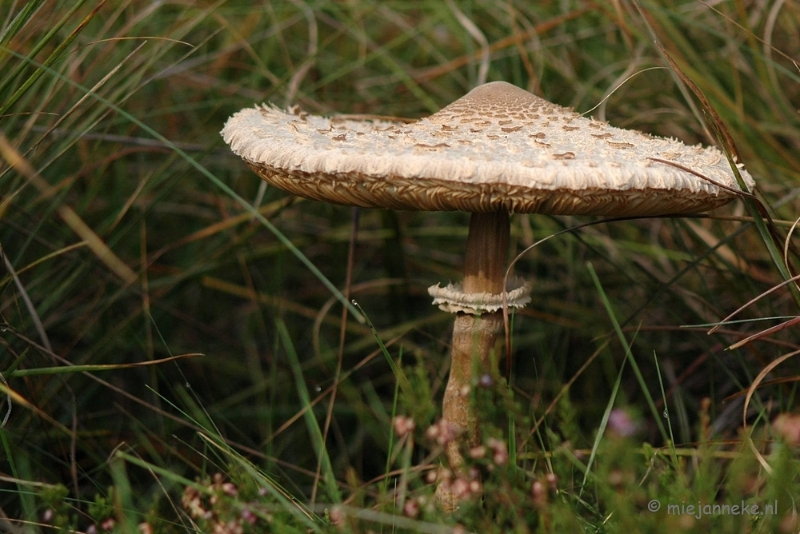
left=276, top=318, right=340, bottom=503
left=586, top=262, right=673, bottom=454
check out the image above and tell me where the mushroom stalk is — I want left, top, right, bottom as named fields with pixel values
left=439, top=211, right=509, bottom=503
left=463, top=210, right=510, bottom=295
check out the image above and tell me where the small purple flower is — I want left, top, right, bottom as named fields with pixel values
left=608, top=408, right=640, bottom=438
left=241, top=508, right=257, bottom=524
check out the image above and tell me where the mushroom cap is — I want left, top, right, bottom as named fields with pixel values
left=222, top=81, right=754, bottom=216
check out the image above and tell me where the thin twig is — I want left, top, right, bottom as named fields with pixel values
left=0, top=241, right=52, bottom=353
left=445, top=0, right=489, bottom=86
left=312, top=207, right=359, bottom=506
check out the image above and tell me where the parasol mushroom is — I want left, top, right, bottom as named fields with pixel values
left=221, top=81, right=754, bottom=509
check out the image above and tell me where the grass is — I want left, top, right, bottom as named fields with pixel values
left=1, top=0, right=800, bottom=532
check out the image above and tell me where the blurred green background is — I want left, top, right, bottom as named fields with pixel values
left=1, top=1, right=799, bottom=532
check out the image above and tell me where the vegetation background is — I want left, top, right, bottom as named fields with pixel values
left=1, top=0, right=799, bottom=532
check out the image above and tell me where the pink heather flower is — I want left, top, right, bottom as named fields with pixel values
left=221, top=483, right=238, bottom=497
left=329, top=506, right=345, bottom=526
left=425, top=419, right=461, bottom=446
left=468, top=445, right=486, bottom=459
left=393, top=415, right=416, bottom=438
left=215, top=520, right=243, bottom=534
left=487, top=437, right=508, bottom=465
left=468, top=479, right=482, bottom=494
left=425, top=469, right=439, bottom=484
left=773, top=413, right=800, bottom=446
left=425, top=423, right=439, bottom=441
left=416, top=495, right=435, bottom=514
left=241, top=508, right=257, bottom=524
left=435, top=467, right=452, bottom=484
left=608, top=408, right=640, bottom=438
left=468, top=467, right=480, bottom=481
left=451, top=478, right=470, bottom=499
left=531, top=480, right=547, bottom=506
left=403, top=499, right=419, bottom=518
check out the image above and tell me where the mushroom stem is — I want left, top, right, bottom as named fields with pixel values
left=463, top=211, right=510, bottom=295
left=442, top=312, right=504, bottom=462
left=438, top=211, right=509, bottom=509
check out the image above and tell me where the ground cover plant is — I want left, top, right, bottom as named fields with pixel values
left=1, top=0, right=799, bottom=532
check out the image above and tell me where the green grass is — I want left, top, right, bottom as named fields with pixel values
left=2, top=0, right=800, bottom=532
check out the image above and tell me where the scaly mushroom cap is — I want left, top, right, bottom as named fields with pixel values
left=222, top=81, right=754, bottom=216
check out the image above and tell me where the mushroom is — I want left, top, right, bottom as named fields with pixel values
left=221, top=81, right=754, bottom=509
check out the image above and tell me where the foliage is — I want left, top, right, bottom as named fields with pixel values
left=1, top=0, right=799, bottom=532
